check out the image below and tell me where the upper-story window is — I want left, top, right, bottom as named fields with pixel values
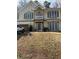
left=47, top=11, right=51, bottom=18
left=36, top=11, right=43, bottom=16
left=47, top=11, right=59, bottom=18
left=24, top=13, right=27, bottom=19
left=24, top=12, right=33, bottom=19
left=17, top=13, right=19, bottom=19
left=35, top=11, right=44, bottom=19
left=57, top=11, right=59, bottom=17
left=51, top=11, right=55, bottom=18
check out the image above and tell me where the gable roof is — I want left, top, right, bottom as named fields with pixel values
left=17, top=1, right=44, bottom=13
left=17, top=0, right=61, bottom=13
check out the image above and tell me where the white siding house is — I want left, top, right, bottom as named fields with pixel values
left=17, top=1, right=61, bottom=32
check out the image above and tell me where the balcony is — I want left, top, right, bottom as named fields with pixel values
left=35, top=16, right=44, bottom=19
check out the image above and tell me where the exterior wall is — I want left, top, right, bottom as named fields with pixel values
left=44, top=21, right=48, bottom=28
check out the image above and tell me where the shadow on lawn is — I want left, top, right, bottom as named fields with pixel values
left=17, top=32, right=32, bottom=40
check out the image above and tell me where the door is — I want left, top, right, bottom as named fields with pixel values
left=36, top=23, right=43, bottom=31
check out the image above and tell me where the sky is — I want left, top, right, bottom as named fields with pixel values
left=17, top=0, right=56, bottom=5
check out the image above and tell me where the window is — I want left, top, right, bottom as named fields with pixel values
left=54, top=11, right=59, bottom=18
left=51, top=11, right=54, bottom=18
left=47, top=11, right=51, bottom=18
left=17, top=13, right=19, bottom=19
left=47, top=11, right=59, bottom=18
left=31, top=13, right=33, bottom=18
left=24, top=13, right=27, bottom=19
left=24, top=12, right=33, bottom=19
left=57, top=11, right=59, bottom=17
left=47, top=11, right=55, bottom=18
left=54, top=11, right=57, bottom=18
left=36, top=12, right=43, bottom=16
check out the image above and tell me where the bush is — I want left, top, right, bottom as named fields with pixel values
left=43, top=27, right=49, bottom=32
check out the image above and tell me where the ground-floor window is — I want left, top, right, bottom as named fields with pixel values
left=48, top=22, right=60, bottom=31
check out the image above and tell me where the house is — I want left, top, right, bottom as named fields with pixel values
left=17, top=0, right=61, bottom=32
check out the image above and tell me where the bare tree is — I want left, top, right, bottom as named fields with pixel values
left=44, top=1, right=51, bottom=8
left=19, top=0, right=26, bottom=7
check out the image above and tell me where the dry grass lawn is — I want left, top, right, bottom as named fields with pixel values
left=17, top=32, right=61, bottom=59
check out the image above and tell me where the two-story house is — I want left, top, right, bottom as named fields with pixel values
left=17, top=1, right=61, bottom=32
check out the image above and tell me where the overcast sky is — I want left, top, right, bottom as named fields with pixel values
left=17, top=0, right=58, bottom=8
left=17, top=0, right=56, bottom=5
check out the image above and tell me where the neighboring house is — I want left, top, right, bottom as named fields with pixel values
left=17, top=1, right=61, bottom=32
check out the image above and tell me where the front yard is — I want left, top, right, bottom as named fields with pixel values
left=17, top=32, right=61, bottom=59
